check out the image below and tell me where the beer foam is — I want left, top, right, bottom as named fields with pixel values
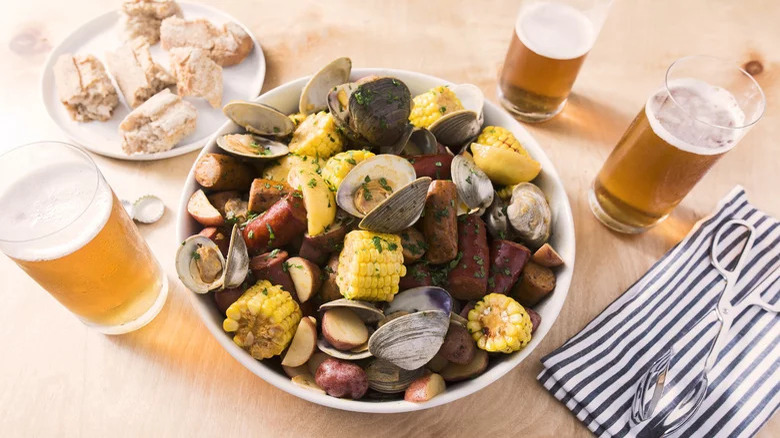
left=0, top=162, right=112, bottom=261
left=645, top=78, right=746, bottom=156
left=516, top=1, right=595, bottom=60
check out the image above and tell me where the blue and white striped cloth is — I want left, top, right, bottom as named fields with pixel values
left=538, top=186, right=779, bottom=438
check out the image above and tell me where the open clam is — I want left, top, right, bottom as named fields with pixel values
left=429, top=84, right=484, bottom=151
left=366, top=359, right=424, bottom=393
left=507, top=182, right=551, bottom=248
left=299, top=57, right=352, bottom=115
left=451, top=153, right=494, bottom=211
left=336, top=155, right=430, bottom=233
left=176, top=224, right=249, bottom=294
left=216, top=133, right=289, bottom=160
left=368, top=309, right=450, bottom=370
left=223, top=101, right=295, bottom=136
left=316, top=299, right=383, bottom=360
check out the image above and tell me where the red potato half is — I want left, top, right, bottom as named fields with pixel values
left=286, top=257, right=322, bottom=303
left=281, top=316, right=318, bottom=367
left=321, top=308, right=368, bottom=351
left=404, top=372, right=446, bottom=402
left=187, top=189, right=224, bottom=226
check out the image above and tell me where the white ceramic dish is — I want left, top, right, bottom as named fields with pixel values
left=176, top=68, right=576, bottom=413
left=41, top=2, right=265, bottom=161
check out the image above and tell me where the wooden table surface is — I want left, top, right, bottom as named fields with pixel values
left=1, top=0, right=777, bottom=436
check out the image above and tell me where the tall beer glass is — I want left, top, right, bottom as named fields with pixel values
left=590, top=56, right=765, bottom=233
left=498, top=0, right=612, bottom=122
left=0, top=142, right=168, bottom=334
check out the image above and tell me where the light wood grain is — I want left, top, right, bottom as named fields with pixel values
left=0, top=0, right=777, bottom=436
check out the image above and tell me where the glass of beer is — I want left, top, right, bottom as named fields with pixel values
left=590, top=56, right=765, bottom=233
left=498, top=0, right=612, bottom=122
left=0, top=142, right=168, bottom=334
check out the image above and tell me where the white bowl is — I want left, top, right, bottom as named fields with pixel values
left=176, top=68, right=575, bottom=413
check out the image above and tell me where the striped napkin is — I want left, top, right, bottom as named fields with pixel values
left=538, top=186, right=779, bottom=438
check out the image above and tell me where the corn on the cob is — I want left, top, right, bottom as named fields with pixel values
left=288, top=112, right=307, bottom=127
left=223, top=280, right=302, bottom=359
left=337, top=230, right=407, bottom=302
left=321, top=150, right=376, bottom=190
left=471, top=126, right=541, bottom=185
left=288, top=112, right=344, bottom=159
left=409, top=86, right=464, bottom=129
left=467, top=293, right=532, bottom=353
left=475, top=126, right=529, bottom=156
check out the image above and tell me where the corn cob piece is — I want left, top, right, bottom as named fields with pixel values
left=223, top=280, right=302, bottom=359
left=409, top=85, right=464, bottom=129
left=471, top=126, right=541, bottom=185
left=467, top=293, right=532, bottom=353
left=496, top=184, right=517, bottom=201
left=288, top=112, right=307, bottom=127
left=475, top=126, right=529, bottom=156
left=288, top=111, right=344, bottom=159
left=321, top=150, right=376, bottom=190
left=336, top=230, right=407, bottom=302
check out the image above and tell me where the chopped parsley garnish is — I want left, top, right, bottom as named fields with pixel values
left=308, top=178, right=317, bottom=188
left=266, top=223, right=275, bottom=241
left=439, top=106, right=446, bottom=113
left=247, top=230, right=255, bottom=239
left=345, top=158, right=357, bottom=165
left=292, top=191, right=303, bottom=198
left=264, top=182, right=271, bottom=189
left=435, top=161, right=442, bottom=167
left=372, top=236, right=384, bottom=253
left=191, top=251, right=200, bottom=260
left=378, top=177, right=393, bottom=193
left=362, top=184, right=373, bottom=201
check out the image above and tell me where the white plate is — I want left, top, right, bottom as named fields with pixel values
left=177, top=69, right=576, bottom=413
left=41, top=2, right=265, bottom=161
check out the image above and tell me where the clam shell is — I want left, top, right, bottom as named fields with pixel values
left=299, top=57, right=352, bottom=115
left=379, top=123, right=414, bottom=155
left=317, top=337, right=373, bottom=360
left=359, top=177, right=431, bottom=234
left=429, top=110, right=481, bottom=151
left=176, top=235, right=225, bottom=294
left=222, top=100, right=295, bottom=136
left=216, top=133, right=289, bottom=160
left=335, top=154, right=417, bottom=218
left=327, top=82, right=356, bottom=128
left=401, top=128, right=438, bottom=156
left=222, top=224, right=249, bottom=289
left=366, top=359, right=424, bottom=393
left=131, top=195, right=165, bottom=224
left=368, top=309, right=450, bottom=370
left=451, top=154, right=494, bottom=211
left=450, top=312, right=468, bottom=327
left=348, top=77, right=412, bottom=147
left=384, top=286, right=452, bottom=315
left=428, top=84, right=484, bottom=151
left=318, top=298, right=384, bottom=324
left=485, top=196, right=514, bottom=240
left=508, top=182, right=551, bottom=248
